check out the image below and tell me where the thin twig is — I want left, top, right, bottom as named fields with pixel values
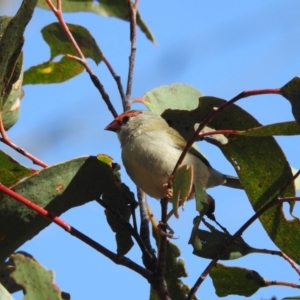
left=0, top=183, right=152, bottom=281
left=0, top=113, right=48, bottom=168
left=172, top=88, right=281, bottom=176
left=46, top=0, right=118, bottom=118
left=187, top=169, right=300, bottom=300
left=124, top=0, right=139, bottom=111
left=102, top=56, right=126, bottom=104
left=280, top=252, right=300, bottom=276
left=249, top=248, right=300, bottom=276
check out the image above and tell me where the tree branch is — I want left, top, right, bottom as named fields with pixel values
left=46, top=0, right=118, bottom=118
left=124, top=0, right=139, bottom=111
left=151, top=198, right=170, bottom=299
left=187, top=169, right=300, bottom=299
left=0, top=183, right=152, bottom=281
left=172, top=88, right=281, bottom=176
left=0, top=113, right=48, bottom=168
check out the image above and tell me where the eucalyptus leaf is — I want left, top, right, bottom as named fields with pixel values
left=280, top=77, right=300, bottom=126
left=0, top=0, right=36, bottom=103
left=0, top=155, right=133, bottom=263
left=210, top=263, right=266, bottom=297
left=172, top=164, right=193, bottom=218
left=10, top=253, right=63, bottom=300
left=23, top=56, right=84, bottom=85
left=191, top=228, right=253, bottom=260
left=0, top=150, right=35, bottom=187
left=41, top=22, right=102, bottom=64
left=161, top=94, right=298, bottom=263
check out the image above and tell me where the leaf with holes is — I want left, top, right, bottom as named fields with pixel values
left=10, top=253, right=63, bottom=300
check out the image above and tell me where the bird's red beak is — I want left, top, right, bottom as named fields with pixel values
left=104, top=119, right=121, bottom=132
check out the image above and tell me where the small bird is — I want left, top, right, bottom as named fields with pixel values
left=105, top=110, right=242, bottom=200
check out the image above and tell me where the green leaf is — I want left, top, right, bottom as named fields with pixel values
left=161, top=94, right=299, bottom=263
left=37, top=0, right=155, bottom=44
left=23, top=56, right=84, bottom=85
left=190, top=228, right=253, bottom=260
left=210, top=263, right=266, bottom=297
left=0, top=251, right=33, bottom=294
left=1, top=53, right=23, bottom=130
left=172, top=164, right=193, bottom=218
left=0, top=150, right=35, bottom=187
left=280, top=77, right=300, bottom=126
left=194, top=182, right=208, bottom=215
left=0, top=0, right=37, bottom=103
left=237, top=121, right=300, bottom=136
left=0, top=155, right=133, bottom=263
left=100, top=154, right=134, bottom=255
left=10, top=253, right=63, bottom=300
left=140, top=84, right=206, bottom=157
left=141, top=83, right=203, bottom=114
left=41, top=22, right=102, bottom=64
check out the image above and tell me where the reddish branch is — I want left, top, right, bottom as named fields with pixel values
left=0, top=113, right=48, bottom=168
left=45, top=0, right=118, bottom=118
left=265, top=280, right=300, bottom=289
left=0, top=183, right=152, bottom=281
left=172, top=88, right=281, bottom=176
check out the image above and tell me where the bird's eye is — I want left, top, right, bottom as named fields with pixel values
left=122, top=115, right=130, bottom=124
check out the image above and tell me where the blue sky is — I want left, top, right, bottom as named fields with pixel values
left=2, top=1, right=300, bottom=299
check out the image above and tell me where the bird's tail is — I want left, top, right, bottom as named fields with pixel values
left=223, top=175, right=243, bottom=189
